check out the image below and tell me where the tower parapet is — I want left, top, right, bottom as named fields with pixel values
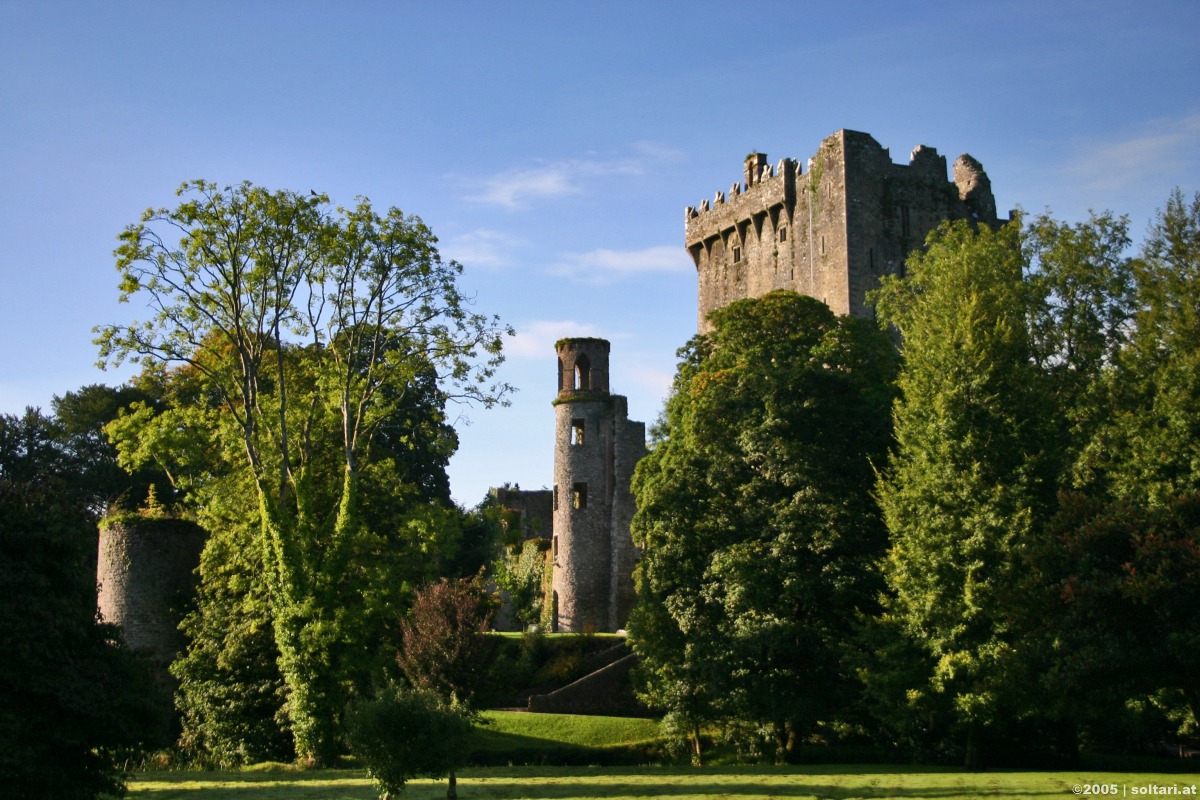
left=686, top=130, right=1005, bottom=330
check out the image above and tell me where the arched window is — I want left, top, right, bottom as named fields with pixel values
left=574, top=354, right=591, bottom=390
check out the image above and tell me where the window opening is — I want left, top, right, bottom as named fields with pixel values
left=779, top=226, right=787, bottom=242
left=572, top=482, right=588, bottom=510
left=574, top=354, right=591, bottom=390
left=732, top=246, right=742, bottom=263
left=571, top=418, right=585, bottom=446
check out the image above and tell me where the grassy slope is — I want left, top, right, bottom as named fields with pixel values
left=128, top=765, right=1200, bottom=800
left=471, top=711, right=661, bottom=766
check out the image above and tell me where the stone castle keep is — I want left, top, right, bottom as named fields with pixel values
left=100, top=129, right=1002, bottom=643
left=686, top=129, right=1003, bottom=329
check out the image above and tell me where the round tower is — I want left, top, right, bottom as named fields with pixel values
left=552, top=338, right=612, bottom=632
left=97, top=517, right=206, bottom=670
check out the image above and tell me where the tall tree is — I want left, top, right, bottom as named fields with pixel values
left=1084, top=190, right=1200, bottom=504
left=629, top=291, right=897, bottom=762
left=872, top=220, right=1053, bottom=768
left=95, top=180, right=511, bottom=764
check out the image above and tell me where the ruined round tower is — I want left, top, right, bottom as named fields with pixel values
left=97, top=517, right=206, bottom=670
left=551, top=338, right=645, bottom=632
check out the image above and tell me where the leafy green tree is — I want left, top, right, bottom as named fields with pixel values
left=1083, top=190, right=1200, bottom=504
left=0, top=410, right=168, bottom=798
left=1024, top=210, right=1136, bottom=480
left=345, top=688, right=473, bottom=800
left=872, top=220, right=1055, bottom=768
left=110, top=343, right=469, bottom=763
left=96, top=180, right=510, bottom=764
left=630, top=291, right=898, bottom=763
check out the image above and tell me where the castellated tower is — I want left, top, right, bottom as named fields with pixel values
left=551, top=338, right=646, bottom=633
left=686, top=130, right=1006, bottom=331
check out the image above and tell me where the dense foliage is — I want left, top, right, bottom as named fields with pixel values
left=628, top=291, right=899, bottom=763
left=345, top=688, right=472, bottom=799
left=632, top=191, right=1200, bottom=767
left=0, top=408, right=168, bottom=798
left=97, top=181, right=510, bottom=764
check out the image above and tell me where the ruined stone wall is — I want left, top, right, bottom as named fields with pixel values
left=97, top=517, right=206, bottom=669
left=686, top=129, right=1004, bottom=330
left=492, top=486, right=553, bottom=541
left=608, top=399, right=645, bottom=632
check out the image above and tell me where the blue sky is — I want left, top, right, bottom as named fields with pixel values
left=2, top=1, right=1198, bottom=506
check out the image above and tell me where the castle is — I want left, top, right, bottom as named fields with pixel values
left=686, top=129, right=1004, bottom=329
left=100, top=129, right=1004, bottom=646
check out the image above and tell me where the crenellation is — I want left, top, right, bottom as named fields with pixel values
left=688, top=129, right=1006, bottom=329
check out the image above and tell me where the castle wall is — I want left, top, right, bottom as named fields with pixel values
left=686, top=130, right=1004, bottom=330
left=97, top=517, right=206, bottom=669
left=608, top=398, right=644, bottom=631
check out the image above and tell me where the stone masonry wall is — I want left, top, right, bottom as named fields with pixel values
left=97, top=517, right=206, bottom=668
left=551, top=338, right=645, bottom=633
left=686, top=129, right=1005, bottom=330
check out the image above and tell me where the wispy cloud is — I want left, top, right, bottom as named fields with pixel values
left=463, top=145, right=676, bottom=209
left=546, top=245, right=691, bottom=284
left=1063, top=112, right=1200, bottom=193
left=439, top=228, right=523, bottom=269
left=506, top=320, right=605, bottom=359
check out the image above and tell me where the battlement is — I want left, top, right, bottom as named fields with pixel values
left=686, top=129, right=1002, bottom=329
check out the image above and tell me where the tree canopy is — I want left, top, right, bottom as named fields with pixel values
left=629, top=290, right=898, bottom=762
left=96, top=180, right=511, bottom=764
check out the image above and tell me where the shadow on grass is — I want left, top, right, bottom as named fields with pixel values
left=467, top=727, right=658, bottom=766
left=130, top=765, right=1078, bottom=799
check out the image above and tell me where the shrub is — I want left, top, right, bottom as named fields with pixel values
left=345, top=688, right=472, bottom=799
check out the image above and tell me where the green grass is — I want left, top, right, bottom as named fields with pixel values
left=480, top=711, right=659, bottom=749
left=127, top=764, right=1200, bottom=800
left=470, top=711, right=661, bottom=766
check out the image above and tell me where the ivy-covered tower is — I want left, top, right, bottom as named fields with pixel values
left=551, top=338, right=645, bottom=632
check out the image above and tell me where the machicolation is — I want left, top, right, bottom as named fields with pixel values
left=686, top=129, right=1009, bottom=330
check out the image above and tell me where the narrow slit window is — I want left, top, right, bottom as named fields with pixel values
left=732, top=246, right=742, bottom=263
left=572, top=482, right=588, bottom=510
left=553, top=484, right=558, bottom=510
left=571, top=419, right=585, bottom=446
left=779, top=226, right=787, bottom=242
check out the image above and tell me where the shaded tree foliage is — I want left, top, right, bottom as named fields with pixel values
left=0, top=409, right=167, bottom=798
left=629, top=291, right=898, bottom=763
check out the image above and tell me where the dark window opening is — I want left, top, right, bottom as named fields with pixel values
left=572, top=482, right=588, bottom=510
left=732, top=246, right=742, bottom=263
left=571, top=418, right=585, bottom=446
left=779, top=226, right=787, bottom=242
left=552, top=535, right=558, bottom=556
left=553, top=484, right=558, bottom=510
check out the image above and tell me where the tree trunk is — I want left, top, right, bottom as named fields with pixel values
left=447, top=769, right=457, bottom=799
left=964, top=723, right=983, bottom=771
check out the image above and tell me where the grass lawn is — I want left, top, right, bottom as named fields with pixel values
left=479, top=710, right=659, bottom=749
left=128, top=764, right=1200, bottom=799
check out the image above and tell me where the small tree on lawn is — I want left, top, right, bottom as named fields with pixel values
left=345, top=688, right=472, bottom=800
